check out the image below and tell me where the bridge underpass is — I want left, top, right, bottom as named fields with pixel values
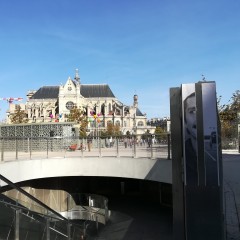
left=12, top=176, right=173, bottom=240
left=0, top=150, right=173, bottom=239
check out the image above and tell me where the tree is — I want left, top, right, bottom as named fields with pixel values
left=10, top=105, right=28, bottom=124
left=67, top=106, right=88, bottom=137
left=230, top=90, right=240, bottom=113
left=155, top=126, right=167, bottom=143
left=105, top=122, right=121, bottom=137
left=218, top=90, right=240, bottom=142
left=141, top=130, right=151, bottom=141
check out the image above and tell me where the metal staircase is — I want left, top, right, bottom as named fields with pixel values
left=0, top=174, right=85, bottom=240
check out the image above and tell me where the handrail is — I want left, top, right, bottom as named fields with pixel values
left=0, top=174, right=68, bottom=222
left=0, top=175, right=107, bottom=239
left=0, top=198, right=49, bottom=224
left=0, top=194, right=72, bottom=239
left=0, top=134, right=172, bottom=161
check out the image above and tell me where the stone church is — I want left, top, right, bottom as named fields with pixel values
left=7, top=70, right=154, bottom=135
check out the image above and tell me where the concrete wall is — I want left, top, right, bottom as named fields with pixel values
left=0, top=157, right=172, bottom=186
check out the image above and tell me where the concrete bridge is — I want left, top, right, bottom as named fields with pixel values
left=0, top=140, right=174, bottom=240
left=0, top=144, right=172, bottom=186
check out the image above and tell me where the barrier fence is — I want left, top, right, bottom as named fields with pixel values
left=0, top=134, right=172, bottom=161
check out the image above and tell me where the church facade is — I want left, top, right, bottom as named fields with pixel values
left=7, top=70, right=155, bottom=135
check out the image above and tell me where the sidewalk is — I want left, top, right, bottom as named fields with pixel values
left=223, top=151, right=240, bottom=240
left=224, top=181, right=240, bottom=240
left=93, top=151, right=240, bottom=240
left=95, top=196, right=173, bottom=240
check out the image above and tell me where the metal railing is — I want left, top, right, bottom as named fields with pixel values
left=0, top=134, right=172, bottom=161
left=3, top=188, right=109, bottom=226
left=0, top=174, right=86, bottom=240
left=0, top=175, right=110, bottom=239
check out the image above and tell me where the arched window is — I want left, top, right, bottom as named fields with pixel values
left=93, top=104, right=97, bottom=115
left=108, top=103, right=111, bottom=112
left=115, top=120, right=120, bottom=126
left=107, top=120, right=112, bottom=126
left=137, top=121, right=144, bottom=127
left=101, top=104, right=105, bottom=115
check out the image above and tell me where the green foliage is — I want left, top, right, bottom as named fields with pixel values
left=141, top=130, right=151, bottom=140
left=67, top=106, right=88, bottom=137
left=10, top=105, right=28, bottom=124
left=154, top=126, right=167, bottom=142
left=155, top=126, right=164, bottom=135
left=99, top=130, right=108, bottom=138
left=218, top=90, right=240, bottom=140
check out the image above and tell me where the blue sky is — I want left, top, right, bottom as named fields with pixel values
left=0, top=0, right=239, bottom=121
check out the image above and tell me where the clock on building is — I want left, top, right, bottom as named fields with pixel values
left=66, top=101, right=74, bottom=110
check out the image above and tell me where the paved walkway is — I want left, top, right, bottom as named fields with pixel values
left=1, top=149, right=239, bottom=239
left=93, top=196, right=173, bottom=240
left=223, top=150, right=240, bottom=240
left=91, top=150, right=240, bottom=240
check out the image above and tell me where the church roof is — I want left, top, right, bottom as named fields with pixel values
left=31, top=86, right=59, bottom=99
left=136, top=108, right=144, bottom=116
left=124, top=106, right=144, bottom=117
left=30, top=84, right=115, bottom=99
left=81, top=84, right=115, bottom=98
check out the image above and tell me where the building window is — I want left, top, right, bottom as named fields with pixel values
left=115, top=120, right=120, bottom=126
left=66, top=101, right=74, bottom=110
left=138, top=121, right=144, bottom=127
left=101, top=104, right=105, bottom=115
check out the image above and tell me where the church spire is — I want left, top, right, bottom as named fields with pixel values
left=133, top=94, right=138, bottom=108
left=74, top=68, right=80, bottom=84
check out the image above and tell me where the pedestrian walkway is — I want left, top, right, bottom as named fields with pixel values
left=223, top=151, right=240, bottom=240
left=224, top=180, right=240, bottom=240
left=95, top=196, right=172, bottom=240
left=92, top=151, right=240, bottom=240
